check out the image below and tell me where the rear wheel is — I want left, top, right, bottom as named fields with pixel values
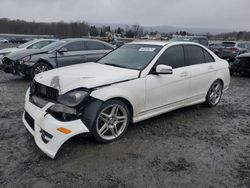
left=31, top=62, right=51, bottom=78
left=205, top=80, right=223, bottom=107
left=91, top=99, right=130, bottom=143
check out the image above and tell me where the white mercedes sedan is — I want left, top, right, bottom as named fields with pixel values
left=23, top=41, right=230, bottom=158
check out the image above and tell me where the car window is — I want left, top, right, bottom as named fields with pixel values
left=63, top=41, right=85, bottom=51
left=246, top=43, right=250, bottom=50
left=203, top=49, right=215, bottom=62
left=85, top=41, right=113, bottom=50
left=156, top=45, right=185, bottom=69
left=199, top=38, right=208, bottom=46
left=237, top=43, right=246, bottom=48
left=27, top=41, right=54, bottom=49
left=185, top=45, right=205, bottom=66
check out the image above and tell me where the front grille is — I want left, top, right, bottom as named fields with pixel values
left=24, top=111, right=34, bottom=130
left=31, top=81, right=59, bottom=101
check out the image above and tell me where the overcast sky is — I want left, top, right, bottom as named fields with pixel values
left=0, top=0, right=249, bottom=30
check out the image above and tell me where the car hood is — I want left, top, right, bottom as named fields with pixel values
left=35, top=62, right=140, bottom=95
left=0, top=47, right=19, bottom=54
left=237, top=52, right=250, bottom=58
left=6, top=49, right=48, bottom=61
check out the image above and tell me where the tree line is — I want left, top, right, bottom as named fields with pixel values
left=0, top=18, right=144, bottom=39
left=0, top=18, right=89, bottom=37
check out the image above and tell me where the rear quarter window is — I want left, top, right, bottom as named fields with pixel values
left=203, top=49, right=215, bottom=63
left=185, top=45, right=205, bottom=66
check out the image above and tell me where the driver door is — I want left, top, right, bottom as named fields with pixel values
left=145, top=45, right=190, bottom=112
left=57, top=41, right=86, bottom=67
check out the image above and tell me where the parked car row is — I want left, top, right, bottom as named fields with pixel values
left=0, top=38, right=114, bottom=78
left=171, top=36, right=209, bottom=47
left=209, top=41, right=250, bottom=62
left=229, top=52, right=250, bottom=76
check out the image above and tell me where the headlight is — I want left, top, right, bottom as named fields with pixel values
left=57, top=90, right=89, bottom=107
left=20, top=55, right=32, bottom=64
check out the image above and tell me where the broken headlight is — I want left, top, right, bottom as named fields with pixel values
left=20, top=55, right=32, bottom=64
left=57, top=90, right=89, bottom=107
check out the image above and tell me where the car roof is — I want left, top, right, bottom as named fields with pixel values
left=33, top=38, right=57, bottom=41
left=129, top=41, right=206, bottom=47
left=63, top=38, right=105, bottom=42
left=129, top=41, right=171, bottom=46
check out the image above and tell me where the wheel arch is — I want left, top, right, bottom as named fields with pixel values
left=35, top=59, right=53, bottom=69
left=206, top=78, right=224, bottom=95
left=106, top=97, right=134, bottom=122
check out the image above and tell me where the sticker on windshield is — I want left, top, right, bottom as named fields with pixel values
left=139, top=47, right=156, bottom=52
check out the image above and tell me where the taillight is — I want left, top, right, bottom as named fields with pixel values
left=229, top=47, right=238, bottom=52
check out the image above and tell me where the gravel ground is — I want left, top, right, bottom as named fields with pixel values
left=0, top=71, right=249, bottom=188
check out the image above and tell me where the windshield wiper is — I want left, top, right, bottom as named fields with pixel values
left=104, top=63, right=128, bottom=69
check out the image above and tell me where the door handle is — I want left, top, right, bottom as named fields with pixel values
left=180, top=71, right=188, bottom=77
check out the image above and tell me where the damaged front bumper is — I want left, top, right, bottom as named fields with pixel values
left=1, top=57, right=20, bottom=74
left=22, top=89, right=90, bottom=159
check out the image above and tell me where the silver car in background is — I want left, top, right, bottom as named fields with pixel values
left=0, top=39, right=57, bottom=60
left=220, top=41, right=249, bottom=61
left=1, top=38, right=114, bottom=78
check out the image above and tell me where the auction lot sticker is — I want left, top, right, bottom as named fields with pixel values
left=139, top=47, right=156, bottom=52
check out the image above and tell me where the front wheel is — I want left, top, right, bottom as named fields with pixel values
left=30, top=62, right=51, bottom=78
left=205, top=80, right=223, bottom=107
left=91, top=99, right=131, bottom=143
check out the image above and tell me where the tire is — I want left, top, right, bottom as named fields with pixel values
left=30, top=62, right=51, bottom=78
left=91, top=99, right=131, bottom=143
left=229, top=63, right=238, bottom=75
left=205, top=80, right=223, bottom=107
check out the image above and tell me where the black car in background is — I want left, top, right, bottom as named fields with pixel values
left=230, top=52, right=250, bottom=76
left=1, top=38, right=114, bottom=78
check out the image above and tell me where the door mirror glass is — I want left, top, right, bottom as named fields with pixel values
left=58, top=48, right=68, bottom=54
left=155, top=64, right=173, bottom=74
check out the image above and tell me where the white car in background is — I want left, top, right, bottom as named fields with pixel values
left=23, top=41, right=230, bottom=158
left=0, top=39, right=57, bottom=60
left=0, top=38, right=8, bottom=44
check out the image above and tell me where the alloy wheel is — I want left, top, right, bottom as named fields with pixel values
left=34, top=65, right=49, bottom=75
left=96, top=104, right=128, bottom=141
left=209, top=82, right=222, bottom=105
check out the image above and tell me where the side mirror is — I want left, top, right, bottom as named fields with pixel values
left=57, top=48, right=68, bottom=54
left=154, top=64, right=173, bottom=74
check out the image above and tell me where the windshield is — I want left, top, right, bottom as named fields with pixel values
left=18, top=40, right=36, bottom=48
left=42, top=41, right=66, bottom=51
left=98, top=44, right=162, bottom=70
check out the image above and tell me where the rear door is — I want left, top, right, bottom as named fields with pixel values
left=84, top=41, right=113, bottom=62
left=145, top=45, right=190, bottom=111
left=184, top=45, right=217, bottom=103
left=56, top=41, right=86, bottom=67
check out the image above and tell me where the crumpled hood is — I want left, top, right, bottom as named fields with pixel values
left=35, top=62, right=140, bottom=94
left=0, top=47, right=19, bottom=54
left=6, top=49, right=48, bottom=61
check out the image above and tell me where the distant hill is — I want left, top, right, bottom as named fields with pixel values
left=90, top=22, right=233, bottom=35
